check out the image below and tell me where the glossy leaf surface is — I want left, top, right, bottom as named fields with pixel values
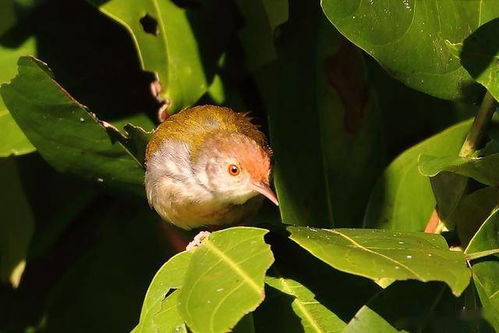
left=289, top=227, right=470, bottom=296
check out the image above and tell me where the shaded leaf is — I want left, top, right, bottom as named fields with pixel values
left=288, top=227, right=471, bottom=296
left=419, top=153, right=499, bottom=186
left=465, top=210, right=499, bottom=330
left=364, top=120, right=472, bottom=231
left=265, top=275, right=345, bottom=333
left=134, top=251, right=192, bottom=332
left=0, top=56, right=145, bottom=195
left=232, top=314, right=255, bottom=333
left=321, top=0, right=499, bottom=100
left=0, top=158, right=34, bottom=287
left=87, top=0, right=233, bottom=113
left=103, top=122, right=153, bottom=167
left=345, top=281, right=491, bottom=333
left=448, top=187, right=499, bottom=247
left=460, top=18, right=499, bottom=101
left=235, top=0, right=287, bottom=71
left=256, top=0, right=383, bottom=227
left=178, top=227, right=274, bottom=333
left=427, top=172, right=468, bottom=225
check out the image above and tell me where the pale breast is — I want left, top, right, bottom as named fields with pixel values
left=145, top=139, right=262, bottom=230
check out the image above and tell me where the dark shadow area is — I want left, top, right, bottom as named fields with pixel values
left=254, top=284, right=305, bottom=332
left=264, top=229, right=381, bottom=323
left=1, top=0, right=159, bottom=124
left=461, top=18, right=499, bottom=82
left=362, top=281, right=494, bottom=332
left=139, top=14, right=159, bottom=36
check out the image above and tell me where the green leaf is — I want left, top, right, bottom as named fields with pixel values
left=256, top=0, right=383, bottom=227
left=87, top=0, right=233, bottom=113
left=321, top=0, right=499, bottom=100
left=178, top=227, right=274, bottom=333
left=0, top=27, right=36, bottom=156
left=460, top=18, right=499, bottom=101
left=344, top=307, right=403, bottom=333
left=0, top=56, right=145, bottom=195
left=364, top=120, right=472, bottom=231
left=447, top=187, right=499, bottom=247
left=265, top=275, right=346, bottom=333
left=134, top=251, right=192, bottom=332
left=288, top=227, right=471, bottom=296
left=235, top=0, right=288, bottom=71
left=465, top=210, right=499, bottom=330
left=151, top=290, right=187, bottom=333
left=103, top=122, right=153, bottom=167
left=419, top=153, right=499, bottom=186
left=0, top=158, right=34, bottom=287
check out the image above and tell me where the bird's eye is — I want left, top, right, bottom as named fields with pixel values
left=228, top=164, right=240, bottom=176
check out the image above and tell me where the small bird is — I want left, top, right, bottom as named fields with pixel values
left=145, top=105, right=278, bottom=230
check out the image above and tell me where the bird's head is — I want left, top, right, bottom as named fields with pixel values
left=192, top=131, right=278, bottom=206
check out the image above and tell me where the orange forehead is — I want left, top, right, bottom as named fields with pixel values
left=212, top=133, right=271, bottom=182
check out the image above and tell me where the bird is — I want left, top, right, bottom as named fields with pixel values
left=144, top=105, right=278, bottom=230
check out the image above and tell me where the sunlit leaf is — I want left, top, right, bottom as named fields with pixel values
left=178, top=227, right=274, bottom=333
left=265, top=275, right=345, bottom=332
left=1, top=56, right=145, bottom=195
left=321, top=0, right=499, bottom=100
left=87, top=0, right=233, bottom=113
left=134, top=251, right=192, bottom=332
left=0, top=23, right=36, bottom=156
left=289, top=227, right=471, bottom=296
left=364, top=120, right=472, bottom=231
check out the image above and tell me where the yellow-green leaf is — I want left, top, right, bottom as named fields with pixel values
left=178, top=227, right=274, bottom=333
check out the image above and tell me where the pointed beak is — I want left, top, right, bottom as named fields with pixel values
left=251, top=182, right=279, bottom=206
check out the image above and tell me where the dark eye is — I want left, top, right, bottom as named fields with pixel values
left=228, top=164, right=240, bottom=176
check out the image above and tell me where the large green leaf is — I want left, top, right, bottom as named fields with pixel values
left=87, top=0, right=233, bottom=113
left=288, top=227, right=471, bottom=296
left=321, top=0, right=499, bottom=100
left=133, top=251, right=192, bottom=333
left=0, top=16, right=36, bottom=156
left=459, top=18, right=499, bottom=101
left=265, top=275, right=346, bottom=333
left=465, top=210, right=499, bottom=330
left=419, top=153, right=499, bottom=186
left=0, top=57, right=146, bottom=195
left=364, top=120, right=471, bottom=231
left=178, top=227, right=274, bottom=333
left=256, top=0, right=383, bottom=227
left=0, top=158, right=34, bottom=287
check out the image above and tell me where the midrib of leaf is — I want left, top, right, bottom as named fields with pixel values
left=326, top=229, right=424, bottom=280
left=202, top=239, right=261, bottom=293
left=275, top=277, right=326, bottom=333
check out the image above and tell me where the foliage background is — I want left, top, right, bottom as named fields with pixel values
left=0, top=0, right=497, bottom=332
